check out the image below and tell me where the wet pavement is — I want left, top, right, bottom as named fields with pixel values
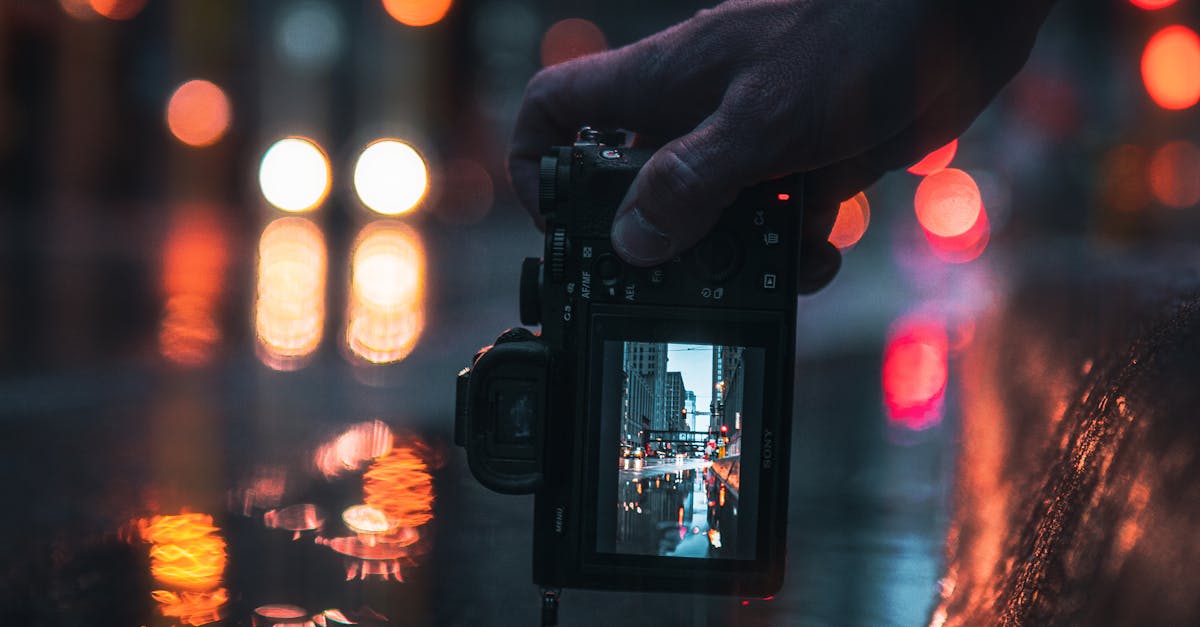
left=0, top=210, right=951, bottom=627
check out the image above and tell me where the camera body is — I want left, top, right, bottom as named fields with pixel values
left=455, top=129, right=801, bottom=595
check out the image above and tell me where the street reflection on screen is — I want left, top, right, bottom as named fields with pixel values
left=600, top=341, right=762, bottom=559
left=254, top=217, right=327, bottom=371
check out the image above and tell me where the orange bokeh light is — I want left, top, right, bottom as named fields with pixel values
left=1148, top=140, right=1200, bottom=208
left=907, top=139, right=958, bottom=176
left=346, top=221, right=425, bottom=365
left=89, top=0, right=146, bottom=20
left=883, top=317, right=949, bottom=430
left=166, top=80, right=232, bottom=148
left=254, top=217, right=327, bottom=371
left=828, top=191, right=870, bottom=250
left=1130, top=0, right=1177, bottom=9
left=138, top=512, right=228, bottom=627
left=363, top=437, right=436, bottom=531
left=382, top=0, right=452, bottom=27
left=159, top=204, right=230, bottom=367
left=1141, top=25, right=1200, bottom=110
left=914, top=168, right=983, bottom=238
left=541, top=18, right=608, bottom=67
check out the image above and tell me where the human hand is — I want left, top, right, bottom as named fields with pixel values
left=509, top=0, right=1054, bottom=292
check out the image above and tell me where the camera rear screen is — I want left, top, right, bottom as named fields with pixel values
left=596, top=341, right=765, bottom=560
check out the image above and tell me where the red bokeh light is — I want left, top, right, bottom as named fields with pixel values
left=914, top=168, right=983, bottom=238
left=1141, top=25, right=1200, bottom=110
left=89, top=0, right=146, bottom=20
left=1130, top=0, right=1177, bottom=9
left=382, top=0, right=452, bottom=27
left=166, top=80, right=232, bottom=148
left=541, top=18, right=608, bottom=67
left=883, top=317, right=949, bottom=430
left=907, top=139, right=958, bottom=176
left=1147, top=140, right=1200, bottom=208
left=925, top=208, right=990, bottom=264
left=828, top=191, right=870, bottom=250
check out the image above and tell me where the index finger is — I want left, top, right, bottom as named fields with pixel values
left=508, top=36, right=702, bottom=224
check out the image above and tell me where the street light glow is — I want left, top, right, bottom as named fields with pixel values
left=353, top=139, right=429, bottom=216
left=259, top=137, right=332, bottom=213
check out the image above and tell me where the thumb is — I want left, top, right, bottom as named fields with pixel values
left=611, top=117, right=758, bottom=266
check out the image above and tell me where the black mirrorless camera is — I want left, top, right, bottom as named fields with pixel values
left=455, top=128, right=801, bottom=607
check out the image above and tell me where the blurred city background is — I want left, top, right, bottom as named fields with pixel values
left=0, top=0, right=1197, bottom=625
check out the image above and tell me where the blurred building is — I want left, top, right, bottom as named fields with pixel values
left=623, top=342, right=667, bottom=429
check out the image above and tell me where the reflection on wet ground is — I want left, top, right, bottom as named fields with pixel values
left=0, top=214, right=950, bottom=627
left=615, top=460, right=738, bottom=559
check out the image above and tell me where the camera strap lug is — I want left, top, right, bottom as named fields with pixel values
left=540, top=587, right=562, bottom=626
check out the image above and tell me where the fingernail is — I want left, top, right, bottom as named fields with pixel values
left=612, top=208, right=672, bottom=265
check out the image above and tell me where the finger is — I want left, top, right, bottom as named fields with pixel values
left=508, top=38, right=713, bottom=223
left=610, top=111, right=764, bottom=267
left=797, top=240, right=842, bottom=295
left=806, top=29, right=1037, bottom=209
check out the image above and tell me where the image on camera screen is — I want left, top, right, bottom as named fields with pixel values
left=596, top=341, right=764, bottom=560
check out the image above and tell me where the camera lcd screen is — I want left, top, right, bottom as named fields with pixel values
left=595, top=341, right=765, bottom=560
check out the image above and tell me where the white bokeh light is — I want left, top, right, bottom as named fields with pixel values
left=353, top=139, right=429, bottom=216
left=259, top=137, right=331, bottom=213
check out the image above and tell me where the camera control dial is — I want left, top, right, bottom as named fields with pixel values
left=548, top=228, right=568, bottom=282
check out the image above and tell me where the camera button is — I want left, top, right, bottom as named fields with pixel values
left=688, top=232, right=742, bottom=282
left=595, top=253, right=622, bottom=285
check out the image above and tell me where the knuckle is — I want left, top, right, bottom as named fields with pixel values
left=646, top=146, right=707, bottom=209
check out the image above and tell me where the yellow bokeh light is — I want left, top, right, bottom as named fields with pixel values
left=255, top=217, right=327, bottom=370
left=353, top=139, right=429, bottom=216
left=258, top=137, right=332, bottom=213
left=346, top=221, right=425, bottom=364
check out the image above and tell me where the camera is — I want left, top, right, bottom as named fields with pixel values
left=455, top=128, right=801, bottom=599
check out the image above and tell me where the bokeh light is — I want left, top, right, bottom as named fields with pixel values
left=346, top=221, right=425, bottom=364
left=166, top=80, right=232, bottom=148
left=353, top=139, right=429, bottom=216
left=138, top=513, right=227, bottom=592
left=382, top=0, right=452, bottom=27
left=89, top=0, right=146, bottom=20
left=541, top=18, right=608, bottom=67
left=883, top=316, right=949, bottom=430
left=363, top=436, right=436, bottom=530
left=59, top=0, right=97, bottom=20
left=914, top=168, right=983, bottom=238
left=1147, top=140, right=1200, bottom=208
left=828, top=192, right=870, bottom=250
left=925, top=208, right=991, bottom=264
left=255, top=217, right=327, bottom=371
left=275, top=1, right=345, bottom=74
left=1101, top=144, right=1151, bottom=213
left=435, top=159, right=494, bottom=225
left=160, top=204, right=230, bottom=367
left=1130, top=0, right=1178, bottom=9
left=1141, top=25, right=1200, bottom=110
left=907, top=139, right=958, bottom=176
left=314, top=420, right=395, bottom=479
left=259, top=137, right=331, bottom=213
